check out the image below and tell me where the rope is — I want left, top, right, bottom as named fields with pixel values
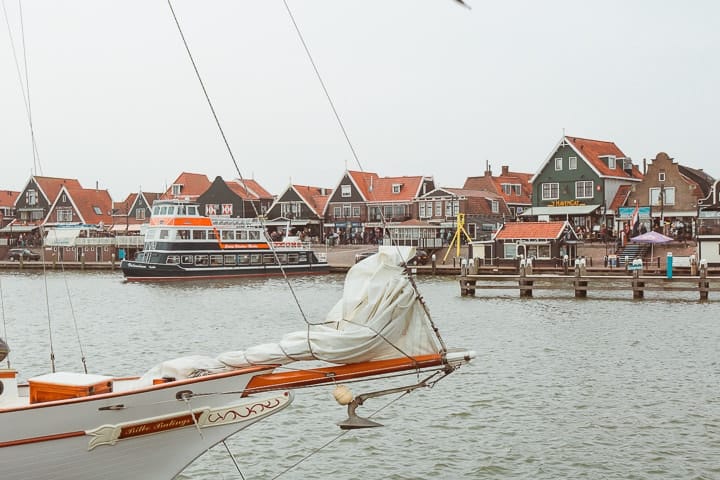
left=166, top=0, right=312, bottom=333
left=58, top=251, right=89, bottom=373
left=0, top=276, right=9, bottom=369
left=280, top=1, right=450, bottom=359
left=1, top=0, right=42, bottom=175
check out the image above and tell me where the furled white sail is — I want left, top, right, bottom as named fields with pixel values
left=140, top=246, right=439, bottom=382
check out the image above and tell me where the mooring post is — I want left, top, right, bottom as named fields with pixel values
left=632, top=269, right=644, bottom=299
left=574, top=258, right=587, bottom=298
left=519, top=258, right=533, bottom=297
left=699, top=259, right=709, bottom=301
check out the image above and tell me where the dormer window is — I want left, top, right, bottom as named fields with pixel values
left=608, top=156, right=616, bottom=169
left=491, top=200, right=499, bottom=213
left=93, top=206, right=102, bottom=215
left=171, top=184, right=182, bottom=196
left=392, top=184, right=402, bottom=194
left=341, top=185, right=351, bottom=198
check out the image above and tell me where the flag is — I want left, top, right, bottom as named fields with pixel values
left=630, top=203, right=640, bottom=235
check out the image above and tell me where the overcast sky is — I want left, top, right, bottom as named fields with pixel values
left=1, top=1, right=719, bottom=200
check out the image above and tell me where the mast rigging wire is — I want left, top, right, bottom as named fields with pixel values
left=1, top=0, right=42, bottom=175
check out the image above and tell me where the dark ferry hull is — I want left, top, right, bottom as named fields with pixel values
left=120, top=260, right=329, bottom=281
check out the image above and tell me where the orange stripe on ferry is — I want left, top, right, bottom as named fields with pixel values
left=149, top=217, right=213, bottom=226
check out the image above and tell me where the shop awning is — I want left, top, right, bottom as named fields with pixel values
left=0, top=224, right=38, bottom=233
left=44, top=228, right=82, bottom=246
left=520, top=205, right=600, bottom=217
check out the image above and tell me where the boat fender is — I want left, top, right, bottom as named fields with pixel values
left=333, top=384, right=354, bottom=405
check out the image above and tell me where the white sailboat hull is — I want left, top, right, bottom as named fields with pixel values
left=0, top=369, right=292, bottom=480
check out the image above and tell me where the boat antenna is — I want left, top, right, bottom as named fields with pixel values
left=281, top=1, right=449, bottom=354
left=1, top=0, right=43, bottom=175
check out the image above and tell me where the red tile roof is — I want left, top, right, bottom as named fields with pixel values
left=565, top=136, right=643, bottom=179
left=34, top=176, right=82, bottom=203
left=348, top=171, right=428, bottom=202
left=463, top=168, right=533, bottom=205
left=227, top=178, right=274, bottom=200
left=161, top=172, right=211, bottom=200
left=494, top=221, right=569, bottom=240
left=609, top=185, right=632, bottom=211
left=63, top=186, right=113, bottom=225
left=293, top=185, right=332, bottom=217
left=0, top=190, right=20, bottom=208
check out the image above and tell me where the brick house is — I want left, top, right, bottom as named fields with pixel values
left=265, top=184, right=331, bottom=242
left=197, top=176, right=274, bottom=219
left=463, top=163, right=532, bottom=219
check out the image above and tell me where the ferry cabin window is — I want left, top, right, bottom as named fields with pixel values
left=248, top=230, right=260, bottom=240
left=250, top=254, right=262, bottom=265
left=238, top=254, right=250, bottom=265
left=208, top=230, right=217, bottom=240
left=145, top=229, right=158, bottom=240
left=237, top=230, right=248, bottom=240
left=177, top=206, right=185, bottom=215
left=221, top=230, right=235, bottom=240
left=263, top=254, right=276, bottom=264
left=166, top=255, right=180, bottom=264
left=277, top=253, right=288, bottom=264
left=181, top=255, right=193, bottom=264
left=224, top=255, right=237, bottom=265
left=159, top=229, right=169, bottom=240
left=192, top=230, right=206, bottom=240
left=210, top=255, right=223, bottom=266
left=195, top=255, right=209, bottom=266
left=176, top=229, right=190, bottom=240
left=160, top=206, right=168, bottom=215
left=187, top=205, right=198, bottom=215
left=167, top=206, right=175, bottom=215
left=153, top=206, right=161, bottom=216
left=288, top=253, right=299, bottom=264
left=298, top=253, right=308, bottom=263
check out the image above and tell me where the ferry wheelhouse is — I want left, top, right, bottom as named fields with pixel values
left=120, top=199, right=328, bottom=281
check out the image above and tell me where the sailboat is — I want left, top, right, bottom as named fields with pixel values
left=0, top=3, right=474, bottom=478
left=0, top=247, right=474, bottom=479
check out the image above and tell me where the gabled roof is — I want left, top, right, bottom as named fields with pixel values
left=32, top=176, right=83, bottom=204
left=494, top=221, right=573, bottom=241
left=226, top=178, right=274, bottom=200
left=0, top=190, right=20, bottom=208
left=293, top=185, right=332, bottom=217
left=161, top=172, right=211, bottom=200
left=347, top=171, right=430, bottom=202
left=533, top=136, right=643, bottom=182
left=51, top=185, right=113, bottom=225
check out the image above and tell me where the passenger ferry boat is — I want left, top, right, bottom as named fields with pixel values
left=120, top=199, right=328, bottom=281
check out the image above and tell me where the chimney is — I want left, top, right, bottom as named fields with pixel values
left=501, top=165, right=509, bottom=176
left=484, top=160, right=492, bottom=177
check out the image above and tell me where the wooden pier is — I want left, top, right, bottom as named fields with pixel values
left=459, top=267, right=719, bottom=301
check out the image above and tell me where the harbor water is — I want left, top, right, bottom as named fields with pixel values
left=1, top=271, right=718, bottom=479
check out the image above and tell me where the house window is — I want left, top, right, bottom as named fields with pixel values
left=419, top=203, right=426, bottom=218
left=343, top=204, right=352, bottom=217
left=352, top=206, right=360, bottom=217
left=513, top=184, right=522, bottom=195
left=93, top=206, right=102, bottom=215
left=384, top=205, right=393, bottom=217
left=555, top=158, right=562, bottom=171
left=650, top=187, right=675, bottom=206
left=569, top=157, right=577, bottom=170
left=575, top=181, right=594, bottom=199
left=491, top=200, right=499, bottom=213
left=392, top=184, right=401, bottom=194
left=435, top=201, right=442, bottom=216
left=135, top=209, right=146, bottom=220
left=333, top=206, right=341, bottom=217
left=341, top=185, right=351, bottom=198
left=542, top=183, right=559, bottom=200
left=658, top=172, right=666, bottom=182
left=608, top=156, right=616, bottom=169
left=57, top=207, right=73, bottom=222
left=171, top=184, right=182, bottom=196
left=27, top=189, right=38, bottom=206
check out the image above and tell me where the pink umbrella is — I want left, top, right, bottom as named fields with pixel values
left=630, top=230, right=673, bottom=260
